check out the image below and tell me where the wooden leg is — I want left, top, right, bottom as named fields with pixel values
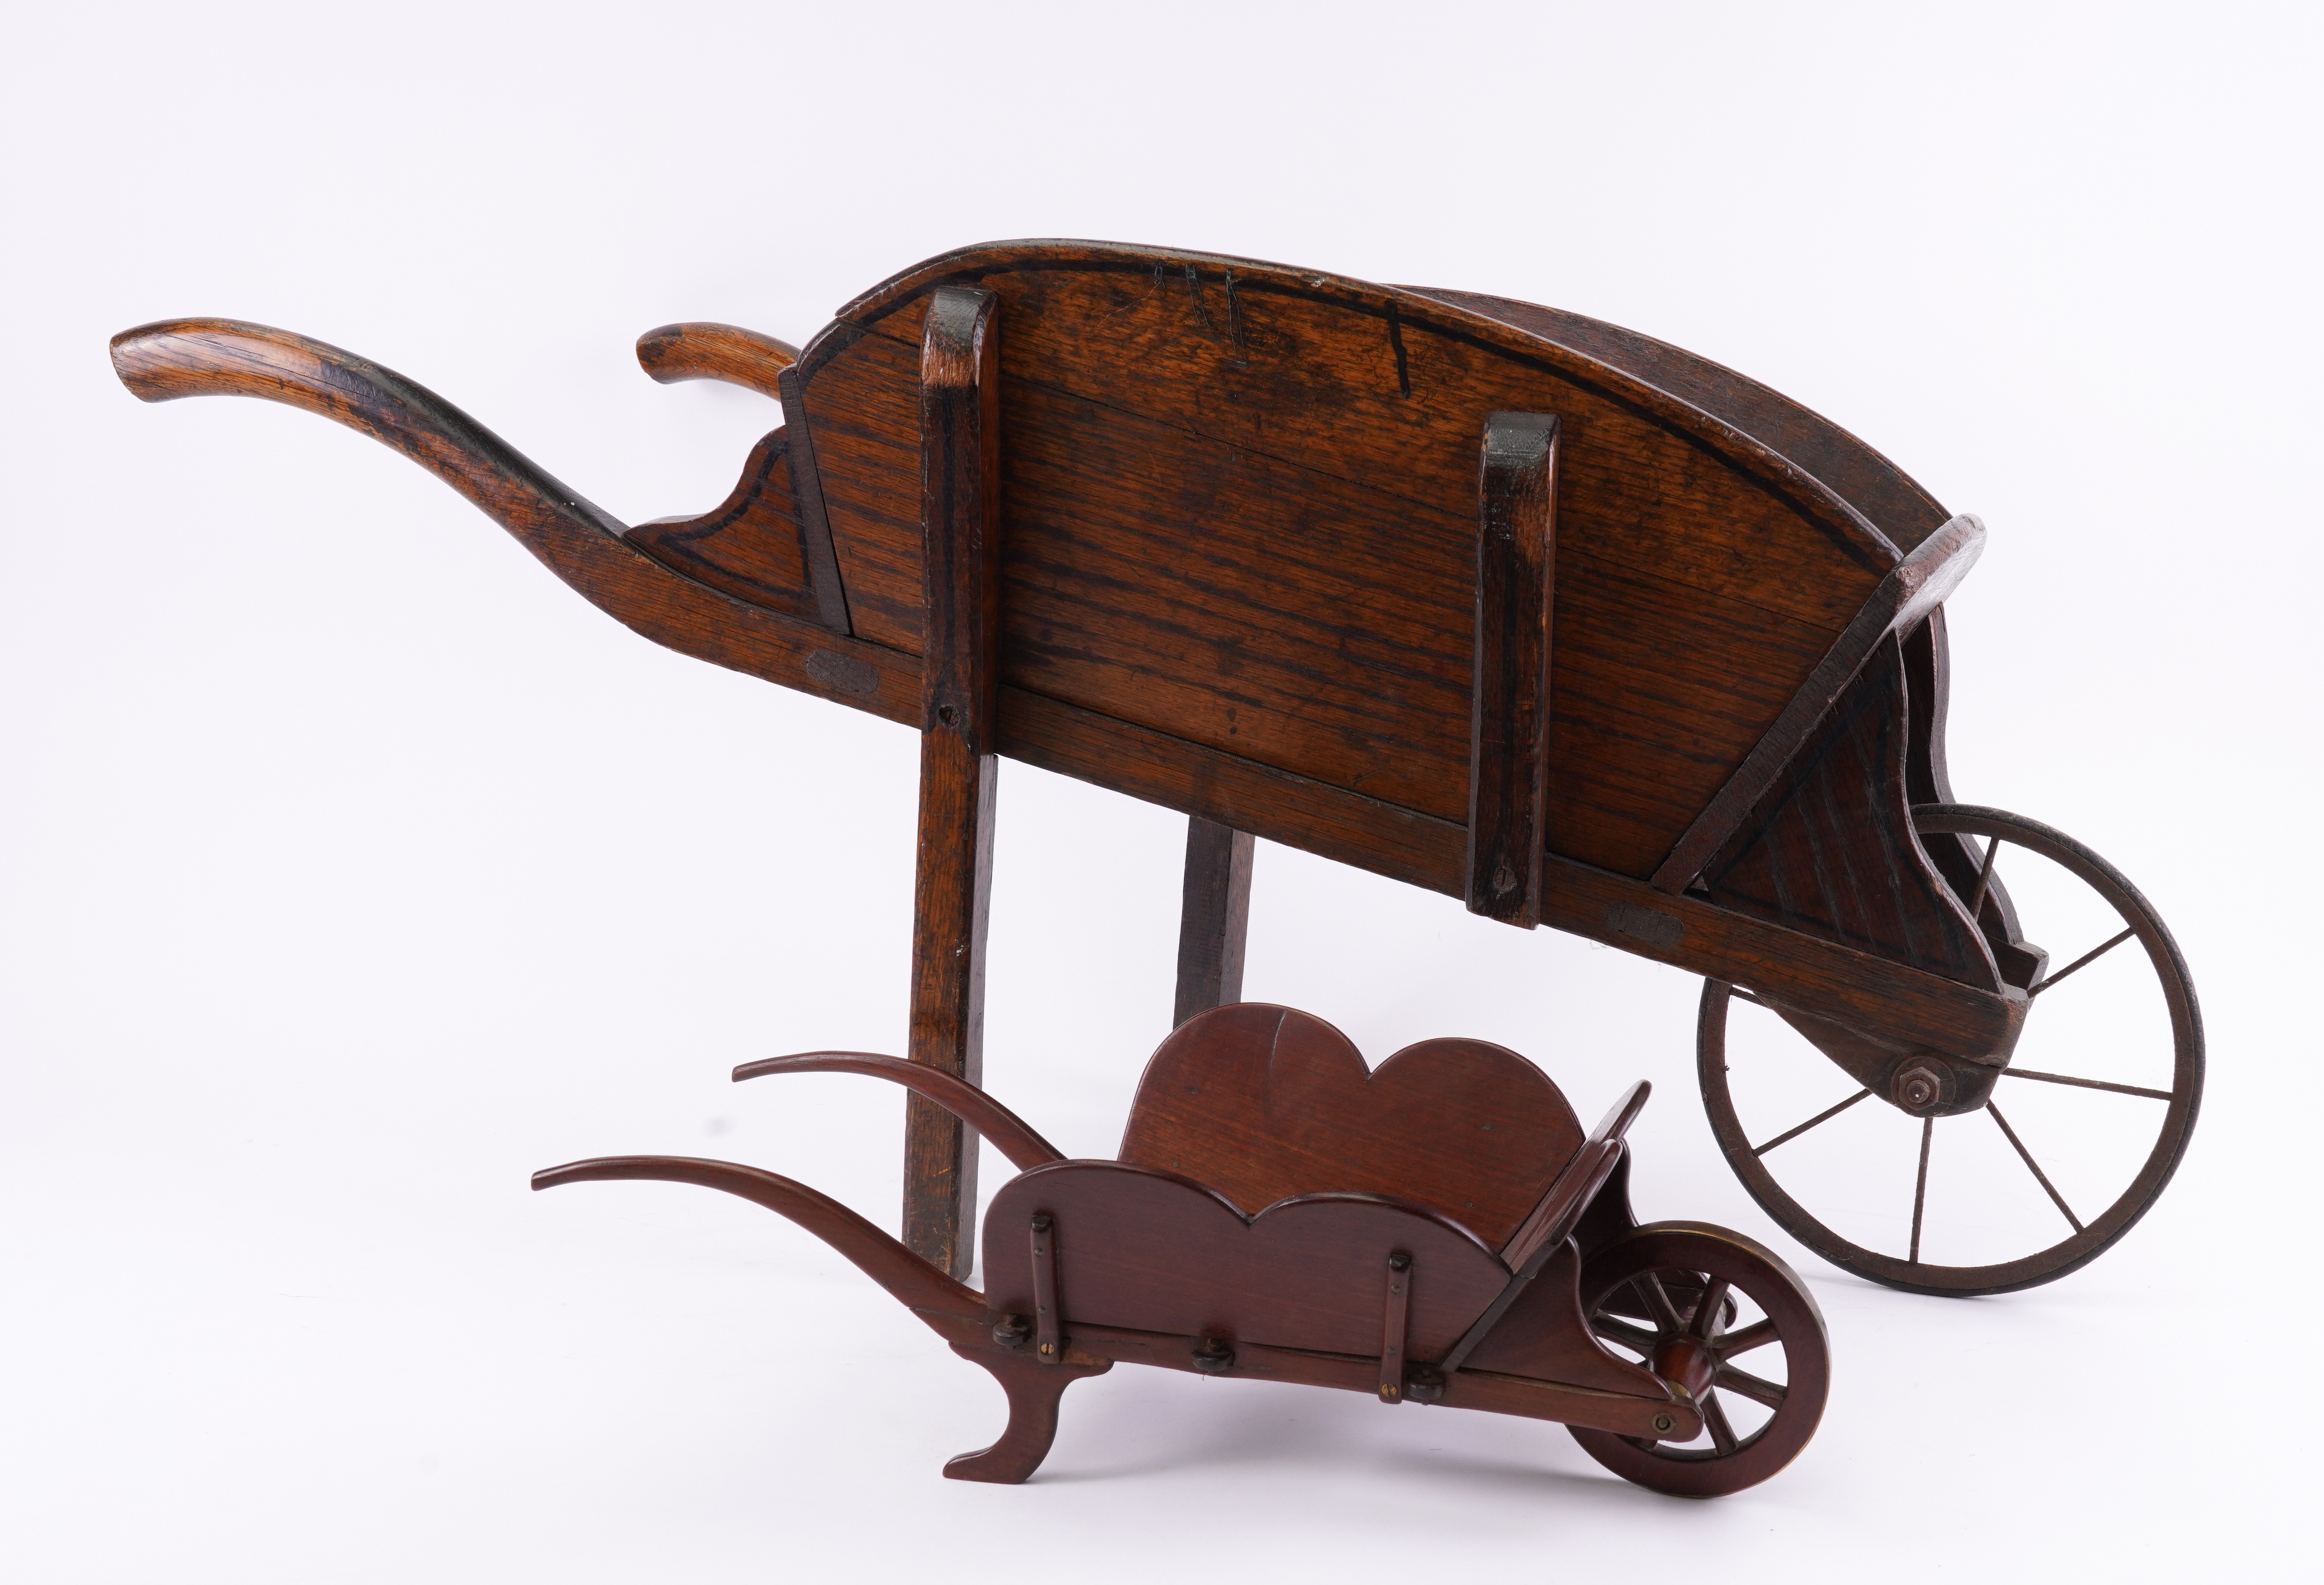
left=1172, top=816, right=1254, bottom=1026
left=904, top=739, right=996, bottom=1278
left=906, top=286, right=1003, bottom=1280
left=943, top=1347, right=1110, bottom=1484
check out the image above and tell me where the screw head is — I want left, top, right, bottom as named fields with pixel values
left=1653, top=1413, right=1674, bottom=1432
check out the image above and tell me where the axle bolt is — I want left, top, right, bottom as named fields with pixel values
left=1893, top=1062, right=1946, bottom=1113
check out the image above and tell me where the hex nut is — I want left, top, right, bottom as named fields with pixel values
left=1893, top=1062, right=1946, bottom=1113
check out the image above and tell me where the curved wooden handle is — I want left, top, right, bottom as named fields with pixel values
left=109, top=317, right=628, bottom=538
left=635, top=321, right=799, bottom=401
left=532, top=1155, right=984, bottom=1321
left=733, top=1052, right=1065, bottom=1171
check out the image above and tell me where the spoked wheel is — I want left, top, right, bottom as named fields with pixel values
left=1568, top=1222, right=1829, bottom=1498
left=1701, top=804, right=2203, bottom=1296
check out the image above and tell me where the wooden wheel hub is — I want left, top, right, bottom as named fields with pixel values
left=1650, top=1335, right=1719, bottom=1402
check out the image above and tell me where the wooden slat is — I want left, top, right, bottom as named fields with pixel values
left=1467, top=411, right=1559, bottom=925
left=774, top=356, right=853, bottom=633
left=1650, top=515, right=1985, bottom=891
left=903, top=286, right=1002, bottom=1281
left=1172, top=817, right=1254, bottom=1026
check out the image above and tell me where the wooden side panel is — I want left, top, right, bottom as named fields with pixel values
left=1405, top=286, right=1950, bottom=553
left=793, top=324, right=924, bottom=650
left=983, top=1161, right=1511, bottom=1360
left=623, top=427, right=822, bottom=619
left=1456, top=1238, right=1669, bottom=1398
left=1116, top=1004, right=1583, bottom=1251
left=842, top=250, right=1894, bottom=622
left=1550, top=549, right=1835, bottom=876
left=1703, top=637, right=2000, bottom=989
left=794, top=246, right=1898, bottom=877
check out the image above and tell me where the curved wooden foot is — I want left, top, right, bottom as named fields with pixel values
left=943, top=1346, right=1110, bottom=1484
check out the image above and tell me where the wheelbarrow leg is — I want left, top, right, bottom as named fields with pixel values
left=1173, top=816, right=1254, bottom=1027
left=905, top=286, right=1003, bottom=1282
left=943, top=1346, right=1110, bottom=1484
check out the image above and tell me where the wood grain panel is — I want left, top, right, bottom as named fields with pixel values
left=837, top=243, right=1894, bottom=624
left=1407, top=286, right=1949, bottom=552
left=1117, top=1003, right=1583, bottom=1250
left=623, top=426, right=819, bottom=618
left=983, top=1160, right=1511, bottom=1360
left=792, top=321, right=924, bottom=650
left=1548, top=548, right=1833, bottom=877
left=1704, top=638, right=1999, bottom=988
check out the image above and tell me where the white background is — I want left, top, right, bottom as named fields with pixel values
left=3, top=3, right=2315, bottom=1579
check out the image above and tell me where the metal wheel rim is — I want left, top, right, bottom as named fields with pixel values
left=1699, top=804, right=2203, bottom=1297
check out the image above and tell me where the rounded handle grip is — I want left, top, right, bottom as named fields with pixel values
left=635, top=321, right=799, bottom=401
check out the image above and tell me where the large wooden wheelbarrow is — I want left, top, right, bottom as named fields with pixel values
left=536, top=1005, right=1829, bottom=1497
left=110, top=238, right=2201, bottom=1304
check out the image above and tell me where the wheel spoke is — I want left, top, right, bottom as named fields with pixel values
left=1909, top=1117, right=1933, bottom=1264
left=1687, top=1276, right=1731, bottom=1342
left=2029, top=926, right=2136, bottom=998
left=1966, top=835, right=2002, bottom=917
left=1701, top=1391, right=1739, bottom=1455
left=1752, top=1088, right=1874, bottom=1156
left=1589, top=1314, right=1660, bottom=1356
left=1987, top=1102, right=2085, bottom=1233
left=1636, top=1272, right=1685, bottom=1335
left=1717, top=1317, right=1780, bottom=1358
left=2002, top=1066, right=2174, bottom=1101
left=1715, top=1362, right=1786, bottom=1410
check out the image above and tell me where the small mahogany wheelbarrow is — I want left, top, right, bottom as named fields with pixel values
left=536, top=1004, right=1829, bottom=1497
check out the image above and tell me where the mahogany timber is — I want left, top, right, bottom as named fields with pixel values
left=530, top=1155, right=983, bottom=1319
left=1455, top=1238, right=1670, bottom=1400
left=1172, top=817, right=1254, bottom=1026
left=1036, top=1315, right=1695, bottom=1442
left=942, top=1346, right=1109, bottom=1483
left=1441, top=1083, right=1650, bottom=1373
left=733, top=1052, right=1064, bottom=1170
left=634, top=320, right=799, bottom=399
left=1116, top=1004, right=1584, bottom=1251
left=982, top=1160, right=1510, bottom=1361
left=1466, top=411, right=1559, bottom=926
left=903, top=287, right=1002, bottom=1279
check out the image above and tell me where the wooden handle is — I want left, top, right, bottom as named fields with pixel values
left=634, top=321, right=799, bottom=400
left=531, top=1155, right=985, bottom=1320
left=733, top=1051, right=1064, bottom=1171
left=108, top=317, right=627, bottom=538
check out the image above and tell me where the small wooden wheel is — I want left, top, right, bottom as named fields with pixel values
left=1568, top=1222, right=1829, bottom=1498
left=1700, top=804, right=2204, bottom=1296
